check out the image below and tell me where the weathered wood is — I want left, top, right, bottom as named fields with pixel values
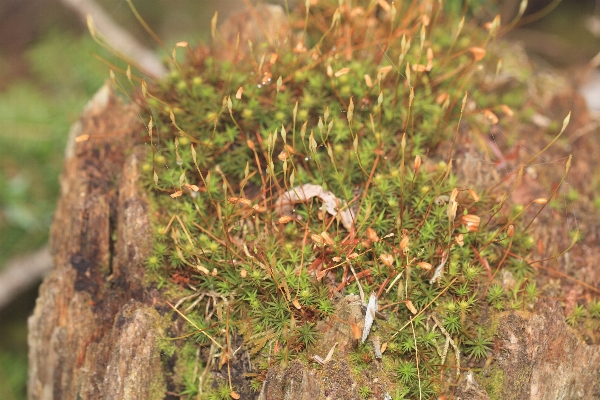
left=27, top=84, right=164, bottom=399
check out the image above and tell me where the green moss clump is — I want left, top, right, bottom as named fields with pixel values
left=127, top=1, right=555, bottom=397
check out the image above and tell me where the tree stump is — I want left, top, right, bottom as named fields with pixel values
left=28, top=5, right=600, bottom=400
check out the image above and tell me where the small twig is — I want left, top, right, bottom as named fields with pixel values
left=59, top=0, right=167, bottom=77
left=0, top=245, right=52, bottom=310
left=430, top=314, right=461, bottom=378
left=313, top=342, right=338, bottom=365
left=167, top=301, right=224, bottom=349
left=410, top=318, right=422, bottom=400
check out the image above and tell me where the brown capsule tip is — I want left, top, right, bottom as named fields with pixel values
left=379, top=254, right=394, bottom=267
left=366, top=227, right=380, bottom=242
left=278, top=216, right=293, bottom=224
left=413, top=155, right=422, bottom=171
left=468, top=188, right=480, bottom=202
left=417, top=262, right=432, bottom=271
left=507, top=224, right=515, bottom=237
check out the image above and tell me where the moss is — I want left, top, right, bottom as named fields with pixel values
left=172, top=340, right=202, bottom=397
left=481, top=366, right=504, bottom=400
left=114, top=0, right=570, bottom=397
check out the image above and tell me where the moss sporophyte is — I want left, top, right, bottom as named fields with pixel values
left=104, top=0, right=579, bottom=398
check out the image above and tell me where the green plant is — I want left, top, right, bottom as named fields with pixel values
left=443, top=315, right=462, bottom=335
left=566, top=304, right=586, bottom=327
left=465, top=327, right=493, bottom=361
left=396, top=360, right=418, bottom=385
left=293, top=322, right=319, bottom=349
left=206, top=383, right=235, bottom=400
left=104, top=0, right=578, bottom=396
left=524, top=281, right=541, bottom=305
left=358, top=385, right=372, bottom=399
left=487, top=284, right=505, bottom=304
left=589, top=300, right=600, bottom=319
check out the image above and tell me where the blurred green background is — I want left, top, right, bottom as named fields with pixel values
left=0, top=0, right=598, bottom=398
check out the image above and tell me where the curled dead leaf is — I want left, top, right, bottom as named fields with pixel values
left=276, top=184, right=355, bottom=230
left=170, top=191, right=183, bottom=198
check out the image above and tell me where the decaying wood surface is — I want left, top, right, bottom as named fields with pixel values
left=27, top=84, right=166, bottom=399
left=28, top=5, right=600, bottom=400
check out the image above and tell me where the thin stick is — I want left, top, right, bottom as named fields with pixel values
left=167, top=302, right=223, bottom=349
